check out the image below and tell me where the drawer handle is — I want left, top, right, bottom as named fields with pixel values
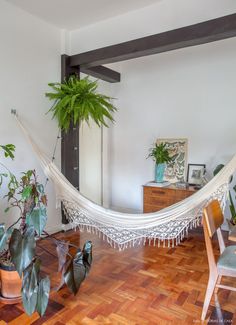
left=151, top=190, right=166, bottom=195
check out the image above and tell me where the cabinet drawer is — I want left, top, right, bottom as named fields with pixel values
left=143, top=186, right=175, bottom=197
left=144, top=204, right=165, bottom=213
left=143, top=184, right=197, bottom=213
left=144, top=195, right=173, bottom=206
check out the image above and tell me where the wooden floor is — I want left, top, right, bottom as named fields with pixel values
left=0, top=227, right=236, bottom=324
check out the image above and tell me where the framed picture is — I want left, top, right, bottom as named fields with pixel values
left=187, top=164, right=206, bottom=185
left=156, top=138, right=188, bottom=183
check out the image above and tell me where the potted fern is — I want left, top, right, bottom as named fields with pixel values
left=147, top=143, right=172, bottom=182
left=45, top=75, right=116, bottom=131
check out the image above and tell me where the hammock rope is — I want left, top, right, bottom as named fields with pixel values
left=14, top=114, right=234, bottom=250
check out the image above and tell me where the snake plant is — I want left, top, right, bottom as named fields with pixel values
left=46, top=75, right=116, bottom=131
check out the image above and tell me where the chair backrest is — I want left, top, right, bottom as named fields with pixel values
left=202, top=200, right=226, bottom=272
left=203, top=200, right=224, bottom=238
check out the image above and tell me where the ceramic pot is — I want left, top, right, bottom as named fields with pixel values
left=227, top=219, right=236, bottom=232
left=0, top=263, right=22, bottom=299
left=155, top=163, right=166, bottom=182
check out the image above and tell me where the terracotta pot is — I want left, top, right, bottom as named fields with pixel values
left=0, top=264, right=22, bottom=299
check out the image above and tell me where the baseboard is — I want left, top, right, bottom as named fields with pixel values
left=45, top=223, right=71, bottom=234
left=61, top=223, right=73, bottom=232
left=110, top=205, right=142, bottom=214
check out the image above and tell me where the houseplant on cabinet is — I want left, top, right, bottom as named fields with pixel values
left=147, top=143, right=172, bottom=182
left=0, top=156, right=92, bottom=315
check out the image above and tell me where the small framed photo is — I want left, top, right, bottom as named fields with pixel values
left=187, top=164, right=206, bottom=185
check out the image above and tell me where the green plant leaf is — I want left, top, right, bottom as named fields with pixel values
left=22, top=185, right=32, bottom=201
left=36, top=276, right=50, bottom=317
left=213, top=164, right=225, bottom=176
left=36, top=184, right=44, bottom=194
left=0, top=144, right=15, bottom=160
left=26, top=207, right=47, bottom=236
left=0, top=224, right=12, bottom=252
left=64, top=249, right=86, bottom=295
left=22, top=259, right=40, bottom=316
left=56, top=241, right=69, bottom=272
left=0, top=224, right=5, bottom=237
left=82, top=241, right=92, bottom=276
left=9, top=226, right=36, bottom=276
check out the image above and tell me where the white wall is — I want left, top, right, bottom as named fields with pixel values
left=109, top=39, right=236, bottom=212
left=0, top=0, right=62, bottom=232
left=78, top=77, right=113, bottom=206
left=70, top=0, right=236, bottom=213
left=70, top=0, right=236, bottom=53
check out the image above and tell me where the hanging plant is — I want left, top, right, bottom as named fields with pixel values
left=45, top=75, right=116, bottom=131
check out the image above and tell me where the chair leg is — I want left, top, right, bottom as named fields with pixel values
left=215, top=275, right=222, bottom=293
left=201, top=274, right=218, bottom=321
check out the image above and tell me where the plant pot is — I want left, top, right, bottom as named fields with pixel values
left=155, top=163, right=166, bottom=183
left=0, top=263, right=22, bottom=299
left=227, top=219, right=236, bottom=232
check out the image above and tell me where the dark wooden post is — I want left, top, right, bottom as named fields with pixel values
left=61, top=54, right=80, bottom=224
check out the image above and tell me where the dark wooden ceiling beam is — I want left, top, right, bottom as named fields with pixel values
left=62, top=55, right=120, bottom=83
left=70, top=13, right=236, bottom=68
left=80, top=65, right=120, bottom=83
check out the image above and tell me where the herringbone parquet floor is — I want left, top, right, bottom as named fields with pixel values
left=0, top=227, right=235, bottom=324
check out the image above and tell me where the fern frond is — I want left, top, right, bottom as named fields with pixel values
left=46, top=76, right=116, bottom=131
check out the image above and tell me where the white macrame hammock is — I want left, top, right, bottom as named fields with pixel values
left=16, top=116, right=235, bottom=250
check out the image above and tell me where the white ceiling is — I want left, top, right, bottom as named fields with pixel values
left=7, top=0, right=161, bottom=30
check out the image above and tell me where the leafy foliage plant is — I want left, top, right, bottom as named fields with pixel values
left=46, top=75, right=116, bottom=131
left=147, top=143, right=172, bottom=165
left=0, top=152, right=92, bottom=316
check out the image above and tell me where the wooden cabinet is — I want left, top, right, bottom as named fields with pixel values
left=143, top=184, right=197, bottom=213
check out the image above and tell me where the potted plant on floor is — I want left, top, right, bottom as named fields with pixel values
left=147, top=142, right=172, bottom=182
left=0, top=161, right=92, bottom=316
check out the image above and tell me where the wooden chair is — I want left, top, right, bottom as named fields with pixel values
left=201, top=199, right=236, bottom=320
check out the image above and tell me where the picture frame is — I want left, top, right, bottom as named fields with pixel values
left=187, top=164, right=206, bottom=185
left=156, top=138, right=188, bottom=183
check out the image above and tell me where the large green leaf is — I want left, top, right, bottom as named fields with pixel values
left=36, top=276, right=50, bottom=317
left=22, top=185, right=32, bottom=200
left=26, top=207, right=47, bottom=236
left=36, top=184, right=44, bottom=194
left=213, top=164, right=225, bottom=176
left=0, top=144, right=15, bottom=159
left=55, top=240, right=69, bottom=272
left=0, top=224, right=12, bottom=252
left=22, top=259, right=40, bottom=315
left=0, top=173, right=8, bottom=186
left=73, top=250, right=86, bottom=291
left=82, top=241, right=92, bottom=276
left=9, top=226, right=36, bottom=276
left=64, top=249, right=86, bottom=295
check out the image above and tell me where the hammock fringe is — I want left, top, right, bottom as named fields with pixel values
left=64, top=203, right=203, bottom=251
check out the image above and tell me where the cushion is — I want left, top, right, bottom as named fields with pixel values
left=217, top=245, right=236, bottom=271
